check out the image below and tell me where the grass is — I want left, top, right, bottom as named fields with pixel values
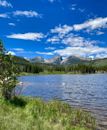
left=0, top=97, right=96, bottom=130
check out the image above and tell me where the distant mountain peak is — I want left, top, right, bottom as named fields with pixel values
left=61, top=55, right=88, bottom=65
left=45, top=56, right=62, bottom=65
left=30, top=56, right=44, bottom=63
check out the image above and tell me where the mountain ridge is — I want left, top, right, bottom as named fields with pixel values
left=30, top=55, right=91, bottom=65
left=12, top=55, right=107, bottom=67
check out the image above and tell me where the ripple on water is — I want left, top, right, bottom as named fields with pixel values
left=16, top=74, right=107, bottom=129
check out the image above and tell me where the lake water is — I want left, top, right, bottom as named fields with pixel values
left=16, top=74, right=107, bottom=129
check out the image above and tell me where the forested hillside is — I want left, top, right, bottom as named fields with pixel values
left=12, top=55, right=107, bottom=74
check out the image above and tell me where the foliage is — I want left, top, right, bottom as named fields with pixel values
left=0, top=40, right=17, bottom=100
left=0, top=97, right=96, bottom=130
left=17, top=62, right=104, bottom=75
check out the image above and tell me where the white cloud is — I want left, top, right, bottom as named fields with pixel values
left=62, top=33, right=98, bottom=47
left=96, top=31, right=104, bottom=35
left=54, top=46, right=107, bottom=59
left=0, top=13, right=9, bottom=18
left=0, top=0, right=12, bottom=8
left=45, top=47, right=56, bottom=50
left=71, top=7, right=76, bottom=11
left=7, top=33, right=45, bottom=41
left=95, top=53, right=107, bottom=59
left=70, top=4, right=85, bottom=13
left=13, top=48, right=24, bottom=51
left=9, top=48, right=34, bottom=55
left=50, top=17, right=107, bottom=37
left=78, top=8, right=85, bottom=13
left=35, top=51, right=54, bottom=55
left=8, top=23, right=16, bottom=26
left=48, top=17, right=107, bottom=59
left=73, top=17, right=107, bottom=32
left=48, top=0, right=55, bottom=3
left=6, top=51, right=16, bottom=55
left=47, top=36, right=60, bottom=43
left=47, top=17, right=107, bottom=51
left=51, top=24, right=73, bottom=37
left=0, top=10, right=42, bottom=19
left=13, top=10, right=41, bottom=18
left=48, top=32, right=98, bottom=47
left=70, top=4, right=77, bottom=11
left=47, top=17, right=107, bottom=59
left=48, top=0, right=61, bottom=3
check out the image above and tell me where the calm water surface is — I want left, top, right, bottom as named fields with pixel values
left=16, top=74, right=107, bottom=127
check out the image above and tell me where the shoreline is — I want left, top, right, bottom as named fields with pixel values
left=69, top=105, right=107, bottom=130
left=18, top=72, right=107, bottom=76
left=0, top=96, right=96, bottom=130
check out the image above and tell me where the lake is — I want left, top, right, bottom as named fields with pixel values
left=16, top=74, right=107, bottom=128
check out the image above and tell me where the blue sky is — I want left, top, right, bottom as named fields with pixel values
left=0, top=0, right=107, bottom=59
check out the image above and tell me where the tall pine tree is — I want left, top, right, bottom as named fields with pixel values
left=0, top=40, right=17, bottom=100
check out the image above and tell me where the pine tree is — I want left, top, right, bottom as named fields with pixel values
left=0, top=40, right=17, bottom=100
